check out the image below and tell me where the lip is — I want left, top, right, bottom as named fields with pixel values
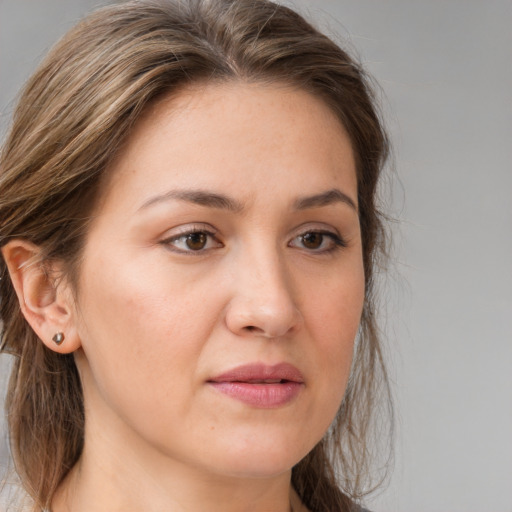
left=207, top=363, right=304, bottom=408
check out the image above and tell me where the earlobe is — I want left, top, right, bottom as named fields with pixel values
left=1, top=240, right=82, bottom=354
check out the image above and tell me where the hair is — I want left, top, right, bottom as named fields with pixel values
left=0, top=1, right=392, bottom=510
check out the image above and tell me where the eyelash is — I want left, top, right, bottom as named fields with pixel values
left=160, top=226, right=221, bottom=254
left=289, top=230, right=347, bottom=253
left=160, top=227, right=347, bottom=255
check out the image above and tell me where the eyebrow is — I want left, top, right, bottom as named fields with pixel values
left=139, top=189, right=244, bottom=213
left=139, top=187, right=357, bottom=213
left=294, top=188, right=358, bottom=212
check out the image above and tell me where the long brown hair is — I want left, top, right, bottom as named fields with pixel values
left=0, top=1, right=392, bottom=510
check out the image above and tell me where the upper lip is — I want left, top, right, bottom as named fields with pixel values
left=208, top=363, right=304, bottom=383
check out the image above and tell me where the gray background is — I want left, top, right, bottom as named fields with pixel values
left=1, top=1, right=511, bottom=511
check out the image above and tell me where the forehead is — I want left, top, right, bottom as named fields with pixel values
left=99, top=81, right=357, bottom=213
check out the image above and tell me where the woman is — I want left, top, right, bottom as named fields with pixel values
left=0, top=0, right=392, bottom=510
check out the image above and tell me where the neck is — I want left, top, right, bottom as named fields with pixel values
left=52, top=416, right=298, bottom=512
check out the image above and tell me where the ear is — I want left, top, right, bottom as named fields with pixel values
left=1, top=239, right=82, bottom=354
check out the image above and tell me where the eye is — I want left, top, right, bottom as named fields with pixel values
left=161, top=227, right=222, bottom=253
left=290, top=230, right=346, bottom=253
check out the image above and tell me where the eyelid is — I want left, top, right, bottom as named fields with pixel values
left=159, top=223, right=222, bottom=253
left=160, top=223, right=218, bottom=238
left=158, top=222, right=347, bottom=255
left=288, top=225, right=347, bottom=252
left=291, top=222, right=343, bottom=240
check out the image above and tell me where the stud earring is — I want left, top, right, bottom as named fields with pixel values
left=52, top=332, right=65, bottom=345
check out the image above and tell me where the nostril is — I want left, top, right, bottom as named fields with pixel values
left=226, top=298, right=302, bottom=339
left=244, top=325, right=266, bottom=334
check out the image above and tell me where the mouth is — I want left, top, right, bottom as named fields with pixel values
left=207, top=363, right=304, bottom=408
left=236, top=379, right=286, bottom=384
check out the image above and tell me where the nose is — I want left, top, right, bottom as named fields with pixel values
left=225, top=249, right=303, bottom=339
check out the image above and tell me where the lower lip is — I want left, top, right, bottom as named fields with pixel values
left=208, top=382, right=303, bottom=408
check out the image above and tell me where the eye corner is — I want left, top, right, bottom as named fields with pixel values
left=289, top=229, right=347, bottom=254
left=159, top=224, right=223, bottom=255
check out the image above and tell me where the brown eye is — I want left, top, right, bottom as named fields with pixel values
left=185, top=232, right=207, bottom=250
left=162, top=228, right=222, bottom=254
left=289, top=230, right=346, bottom=253
left=301, top=232, right=324, bottom=249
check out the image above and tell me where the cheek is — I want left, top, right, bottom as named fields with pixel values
left=78, top=247, right=212, bottom=342
left=74, top=251, right=219, bottom=410
left=301, top=263, right=365, bottom=419
left=306, top=259, right=365, bottom=345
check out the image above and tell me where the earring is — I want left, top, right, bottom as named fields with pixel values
left=52, top=332, right=65, bottom=345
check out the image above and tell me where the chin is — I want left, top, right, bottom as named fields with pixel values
left=219, top=457, right=297, bottom=480
left=208, top=432, right=313, bottom=479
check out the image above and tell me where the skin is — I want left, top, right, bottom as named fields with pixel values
left=4, top=82, right=365, bottom=512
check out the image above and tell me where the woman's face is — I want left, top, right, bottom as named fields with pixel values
left=72, top=82, right=364, bottom=479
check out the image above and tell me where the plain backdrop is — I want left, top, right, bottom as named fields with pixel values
left=1, top=1, right=511, bottom=511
